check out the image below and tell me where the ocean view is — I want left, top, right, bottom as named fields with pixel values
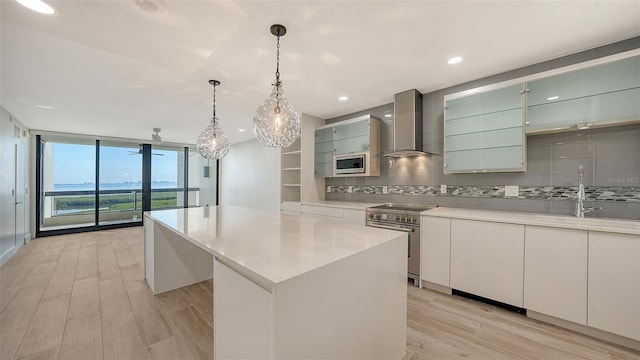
left=53, top=181, right=179, bottom=191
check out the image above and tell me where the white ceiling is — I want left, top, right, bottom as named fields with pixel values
left=2, top=0, right=639, bottom=145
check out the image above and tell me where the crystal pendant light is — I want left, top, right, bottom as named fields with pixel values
left=197, top=80, right=230, bottom=159
left=253, top=24, right=301, bottom=148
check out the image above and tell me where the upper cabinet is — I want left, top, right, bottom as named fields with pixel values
left=526, top=56, right=640, bottom=133
left=444, top=84, right=526, bottom=173
left=443, top=51, right=640, bottom=174
left=314, top=115, right=380, bottom=177
left=314, top=127, right=334, bottom=178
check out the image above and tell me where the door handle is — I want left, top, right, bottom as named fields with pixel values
left=367, top=223, right=415, bottom=232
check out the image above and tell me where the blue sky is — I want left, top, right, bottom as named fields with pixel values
left=53, top=143, right=179, bottom=185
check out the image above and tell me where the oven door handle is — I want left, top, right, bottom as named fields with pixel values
left=367, top=223, right=415, bottom=232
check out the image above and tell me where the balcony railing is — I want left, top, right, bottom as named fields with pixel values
left=43, top=187, right=200, bottom=217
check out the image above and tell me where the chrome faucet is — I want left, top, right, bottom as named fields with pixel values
left=575, top=165, right=599, bottom=217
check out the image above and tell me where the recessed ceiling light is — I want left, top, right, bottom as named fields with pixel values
left=447, top=56, right=463, bottom=65
left=15, top=0, right=56, bottom=14
left=547, top=96, right=559, bottom=101
left=238, top=128, right=245, bottom=132
left=36, top=105, right=56, bottom=109
left=338, top=96, right=348, bottom=101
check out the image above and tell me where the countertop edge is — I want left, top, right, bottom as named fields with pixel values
left=300, top=201, right=381, bottom=210
left=421, top=207, right=640, bottom=235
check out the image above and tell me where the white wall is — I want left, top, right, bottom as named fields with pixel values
left=0, top=106, right=31, bottom=266
left=220, top=139, right=280, bottom=212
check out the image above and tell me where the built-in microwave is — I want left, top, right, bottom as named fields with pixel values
left=335, top=153, right=366, bottom=175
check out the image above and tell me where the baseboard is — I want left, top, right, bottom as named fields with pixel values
left=24, top=233, right=32, bottom=244
left=0, top=245, right=18, bottom=267
left=420, top=280, right=452, bottom=295
left=528, top=310, right=640, bottom=352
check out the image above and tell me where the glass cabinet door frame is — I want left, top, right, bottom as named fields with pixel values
left=442, top=48, right=640, bottom=174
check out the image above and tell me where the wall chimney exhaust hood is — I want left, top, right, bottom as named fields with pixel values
left=382, top=89, right=431, bottom=157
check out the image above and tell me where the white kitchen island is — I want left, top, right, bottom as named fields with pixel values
left=144, top=206, right=408, bottom=360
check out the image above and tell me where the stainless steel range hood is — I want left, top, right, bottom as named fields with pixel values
left=383, top=89, right=431, bottom=157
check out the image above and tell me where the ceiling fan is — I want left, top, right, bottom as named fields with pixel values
left=152, top=128, right=162, bottom=142
left=128, top=144, right=164, bottom=156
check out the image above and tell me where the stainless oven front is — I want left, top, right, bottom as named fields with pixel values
left=365, top=220, right=420, bottom=286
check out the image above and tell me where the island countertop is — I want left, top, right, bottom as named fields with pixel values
left=145, top=206, right=406, bottom=285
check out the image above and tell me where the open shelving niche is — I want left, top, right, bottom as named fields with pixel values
left=281, top=138, right=302, bottom=202
left=280, top=114, right=326, bottom=213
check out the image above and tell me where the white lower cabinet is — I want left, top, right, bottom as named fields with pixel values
left=450, top=219, right=525, bottom=307
left=420, top=216, right=451, bottom=287
left=524, top=226, right=588, bottom=324
left=588, top=231, right=640, bottom=341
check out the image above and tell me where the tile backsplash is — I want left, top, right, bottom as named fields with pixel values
left=325, top=36, right=640, bottom=220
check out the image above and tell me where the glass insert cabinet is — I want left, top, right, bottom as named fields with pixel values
left=443, top=51, right=640, bottom=174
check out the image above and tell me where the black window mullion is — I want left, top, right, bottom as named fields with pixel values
left=183, top=147, right=189, bottom=208
left=35, top=135, right=43, bottom=237
left=95, top=139, right=100, bottom=227
left=142, top=144, right=151, bottom=213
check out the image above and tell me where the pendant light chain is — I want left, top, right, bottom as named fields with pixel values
left=275, top=33, right=281, bottom=86
left=211, top=82, right=217, bottom=126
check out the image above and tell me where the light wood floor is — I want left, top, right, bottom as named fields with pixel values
left=0, top=228, right=638, bottom=360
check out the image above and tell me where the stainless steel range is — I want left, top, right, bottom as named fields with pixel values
left=365, top=203, right=437, bottom=287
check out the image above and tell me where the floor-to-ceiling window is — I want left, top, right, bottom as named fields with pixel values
left=39, top=137, right=96, bottom=231
left=36, top=134, right=213, bottom=237
left=150, top=146, right=184, bottom=210
left=98, top=141, right=143, bottom=226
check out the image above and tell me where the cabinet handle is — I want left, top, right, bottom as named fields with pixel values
left=525, top=121, right=531, bottom=125
left=444, top=163, right=448, bottom=168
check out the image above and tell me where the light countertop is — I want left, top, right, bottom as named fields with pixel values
left=422, top=207, right=640, bottom=235
left=145, top=206, right=406, bottom=285
left=301, top=200, right=382, bottom=210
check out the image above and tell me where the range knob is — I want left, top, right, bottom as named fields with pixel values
left=375, top=213, right=381, bottom=220
left=368, top=213, right=374, bottom=219
left=395, top=215, right=400, bottom=221
left=381, top=213, right=388, bottom=220
left=401, top=215, right=407, bottom=222
left=412, top=216, right=417, bottom=223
